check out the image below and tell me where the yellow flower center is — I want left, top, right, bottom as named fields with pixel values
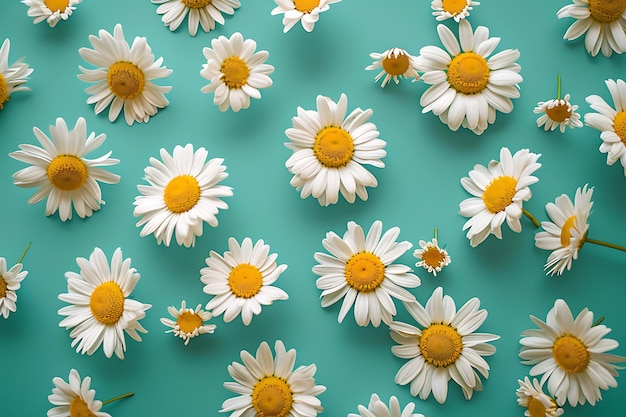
left=344, top=251, right=385, bottom=293
left=89, top=281, right=125, bottom=325
left=545, top=103, right=572, bottom=123
left=177, top=311, right=203, bottom=333
left=182, top=0, right=212, bottom=8
left=482, top=175, right=517, bottom=213
left=526, top=396, right=548, bottom=417
left=107, top=61, right=145, bottom=100
left=47, top=155, right=88, bottom=191
left=447, top=52, right=490, bottom=95
left=560, top=215, right=578, bottom=247
left=44, top=0, right=70, bottom=12
left=553, top=335, right=590, bottom=373
left=313, top=126, right=355, bottom=168
left=0, top=74, right=8, bottom=110
left=252, top=376, right=294, bottom=417
left=69, top=396, right=97, bottom=417
left=419, top=323, right=463, bottom=367
left=293, top=0, right=320, bottom=13
left=228, top=264, right=263, bottom=298
left=612, top=110, right=626, bottom=146
left=420, top=247, right=446, bottom=269
left=0, top=276, right=7, bottom=298
left=442, top=0, right=467, bottom=15
left=588, top=0, right=626, bottom=23
left=382, top=51, right=410, bottom=76
left=221, top=57, right=250, bottom=89
left=163, top=175, right=201, bottom=214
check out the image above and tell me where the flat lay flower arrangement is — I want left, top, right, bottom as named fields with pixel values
left=1, top=1, right=625, bottom=417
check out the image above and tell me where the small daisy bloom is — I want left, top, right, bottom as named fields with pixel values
left=365, top=47, right=419, bottom=88
left=459, top=147, right=541, bottom=247
left=519, top=299, right=626, bottom=406
left=47, top=369, right=110, bottom=417
left=10, top=117, right=120, bottom=222
left=271, top=0, right=341, bottom=33
left=152, top=0, right=240, bottom=36
left=390, top=286, right=500, bottom=403
left=284, top=93, right=386, bottom=206
left=431, top=0, right=480, bottom=22
left=413, top=238, right=450, bottom=276
left=535, top=94, right=583, bottom=132
left=58, top=247, right=151, bottom=359
left=516, top=376, right=563, bottom=417
left=534, top=185, right=593, bottom=276
left=0, top=257, right=28, bottom=319
left=313, top=220, right=419, bottom=327
left=0, top=38, right=33, bottom=110
left=222, top=340, right=326, bottom=417
left=160, top=300, right=216, bottom=345
left=348, top=394, right=424, bottom=417
left=201, top=237, right=288, bottom=325
left=133, top=144, right=233, bottom=248
left=78, top=24, right=172, bottom=126
left=416, top=20, right=522, bottom=135
left=22, top=0, right=81, bottom=28
left=200, top=32, right=274, bottom=112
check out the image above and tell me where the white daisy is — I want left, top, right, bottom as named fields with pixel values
left=416, top=19, right=522, bottom=135
left=201, top=237, right=288, bottom=325
left=413, top=238, right=450, bottom=276
left=47, top=369, right=111, bottom=417
left=365, top=48, right=419, bottom=88
left=557, top=0, right=626, bottom=57
left=200, top=32, right=274, bottom=112
left=284, top=93, right=386, bottom=206
left=160, top=300, right=216, bottom=345
left=0, top=38, right=33, bottom=110
left=152, top=0, right=240, bottom=36
left=133, top=144, right=233, bottom=248
left=271, top=0, right=341, bottom=33
left=78, top=24, right=172, bottom=126
left=390, top=286, right=500, bottom=404
left=221, top=340, right=326, bottom=417
left=58, top=247, right=151, bottom=359
left=534, top=185, right=593, bottom=276
left=313, top=220, right=419, bottom=327
left=348, top=394, right=424, bottom=417
left=516, top=376, right=563, bottom=417
left=459, top=147, right=542, bottom=247
left=10, top=117, right=120, bottom=222
left=431, top=0, right=479, bottom=22
left=22, top=0, right=81, bottom=28
left=535, top=93, right=583, bottom=132
left=519, top=299, right=626, bottom=406
left=0, top=257, right=28, bottom=319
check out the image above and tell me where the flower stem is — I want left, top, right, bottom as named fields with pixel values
left=102, top=392, right=134, bottom=406
left=584, top=237, right=626, bottom=252
left=557, top=74, right=561, bottom=100
left=593, top=316, right=605, bottom=327
left=434, top=227, right=439, bottom=241
left=17, top=242, right=31, bottom=264
left=522, top=208, right=540, bottom=228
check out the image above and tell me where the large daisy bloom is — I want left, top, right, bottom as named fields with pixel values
left=365, top=47, right=419, bottom=88
left=10, top=117, right=120, bottom=222
left=271, top=0, right=341, bottom=33
left=284, top=93, right=386, bottom=206
left=133, top=144, right=233, bottom=248
left=0, top=38, right=33, bottom=110
left=557, top=0, right=626, bottom=57
left=78, top=24, right=172, bottom=126
left=58, top=247, right=151, bottom=359
left=348, top=394, right=424, bottom=417
left=221, top=340, right=326, bottom=417
left=22, top=0, right=81, bottom=28
left=534, top=185, right=593, bottom=276
left=431, top=0, right=480, bottom=22
left=416, top=19, right=522, bottom=135
left=160, top=300, right=216, bottom=345
left=519, top=299, right=626, bottom=406
left=47, top=369, right=110, bottom=417
left=200, top=32, right=274, bottom=112
left=313, top=220, right=419, bottom=327
left=516, top=376, right=563, bottom=417
left=413, top=238, right=450, bottom=276
left=201, top=237, right=288, bottom=325
left=459, top=147, right=542, bottom=247
left=152, top=0, right=240, bottom=36
left=389, top=286, right=499, bottom=403
left=535, top=93, right=583, bottom=132
left=0, top=257, right=28, bottom=319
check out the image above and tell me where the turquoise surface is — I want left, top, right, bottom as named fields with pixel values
left=1, top=1, right=625, bottom=416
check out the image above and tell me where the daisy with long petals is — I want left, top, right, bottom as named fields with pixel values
left=348, top=394, right=424, bottom=417
left=0, top=38, right=33, bottom=110
left=161, top=300, right=216, bottom=345
left=365, top=48, right=419, bottom=88
left=152, top=0, right=240, bottom=36
left=0, top=256, right=28, bottom=319
left=271, top=0, right=341, bottom=33
left=431, top=0, right=479, bottom=22
left=22, top=0, right=81, bottom=28
left=516, top=376, right=563, bottom=417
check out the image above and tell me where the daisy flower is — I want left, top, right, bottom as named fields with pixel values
left=133, top=144, right=233, bottom=248
left=365, top=47, right=419, bottom=88
left=58, top=247, right=151, bottom=359
left=221, top=340, right=326, bottom=417
left=22, top=0, right=81, bottom=28
left=284, top=93, right=386, bottom=206
left=535, top=94, right=582, bottom=132
left=271, top=0, right=341, bottom=33
left=10, top=117, right=120, bottom=222
left=160, top=300, right=216, bottom=345
left=348, top=394, right=424, bottom=417
left=0, top=38, right=33, bottom=110
left=431, top=0, right=480, bottom=22
left=200, top=32, right=274, bottom=112
left=152, top=0, right=240, bottom=36
left=459, top=147, right=542, bottom=247
left=390, top=286, right=500, bottom=404
left=416, top=20, right=522, bottom=135
left=519, top=299, right=626, bottom=406
left=414, top=237, right=450, bottom=276
left=78, top=24, right=172, bottom=126
left=313, top=220, right=419, bottom=327
left=516, top=376, right=563, bottom=417
left=201, top=237, right=288, bottom=325
left=0, top=257, right=28, bottom=319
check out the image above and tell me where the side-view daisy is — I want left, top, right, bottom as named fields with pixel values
left=271, top=0, right=341, bottom=33
left=348, top=394, right=424, bottom=417
left=390, top=286, right=500, bottom=403
left=414, top=236, right=450, bottom=276
left=10, top=117, right=120, bottom=222
left=0, top=38, right=33, bottom=110
left=284, top=93, right=386, bottom=206
left=22, top=0, right=81, bottom=27
left=160, top=300, right=216, bottom=345
left=200, top=32, right=274, bottom=112
left=0, top=256, right=28, bottom=319
left=78, top=24, right=172, bottom=125
left=431, top=0, right=480, bottom=22
left=365, top=47, right=419, bottom=88
left=516, top=376, right=563, bottom=417
left=152, top=0, right=240, bottom=36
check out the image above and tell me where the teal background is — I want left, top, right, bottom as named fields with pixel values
left=1, top=0, right=625, bottom=416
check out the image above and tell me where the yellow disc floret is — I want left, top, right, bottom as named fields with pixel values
left=69, top=396, right=97, bottom=417
left=107, top=61, right=146, bottom=100
left=164, top=175, right=201, bottom=213
left=420, top=247, right=447, bottom=269
left=177, top=311, right=203, bottom=333
left=442, top=0, right=468, bottom=15
left=313, top=126, right=355, bottom=168
left=588, top=0, right=626, bottom=23
left=419, top=323, right=463, bottom=367
left=44, top=0, right=70, bottom=13
left=47, top=155, right=88, bottom=191
left=560, top=215, right=577, bottom=248
left=344, top=251, right=385, bottom=293
left=182, top=0, right=212, bottom=8
left=0, top=74, right=8, bottom=110
left=0, top=276, right=7, bottom=298
left=228, top=264, right=263, bottom=298
left=252, top=376, right=294, bottom=417
left=89, top=281, right=125, bottom=325
left=221, top=57, right=250, bottom=89
left=447, top=52, right=490, bottom=95
left=382, top=51, right=410, bottom=76
left=293, top=0, right=320, bottom=13
left=482, top=176, right=517, bottom=213
left=526, top=396, right=549, bottom=417
left=613, top=111, right=626, bottom=146
left=545, top=102, right=572, bottom=123
left=553, top=335, right=590, bottom=373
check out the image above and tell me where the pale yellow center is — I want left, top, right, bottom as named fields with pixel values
left=252, top=376, right=294, bottom=417
left=588, top=0, right=626, bottom=23
left=107, top=61, right=145, bottom=100
left=177, top=311, right=203, bottom=333
left=0, top=276, right=7, bottom=298
left=382, top=52, right=410, bottom=76
left=526, top=396, right=548, bottom=417
left=447, top=52, right=490, bottom=95
left=553, top=335, right=590, bottom=373
left=344, top=252, right=385, bottom=293
left=182, top=0, right=212, bottom=8
left=612, top=110, right=626, bottom=146
left=546, top=103, right=572, bottom=123
left=419, top=323, right=463, bottom=367
left=221, top=57, right=250, bottom=89
left=69, top=396, right=97, bottom=417
left=163, top=175, right=201, bottom=214
left=293, top=0, right=320, bottom=13
left=482, top=176, right=517, bottom=213
left=442, top=0, right=467, bottom=14
left=560, top=215, right=577, bottom=247
left=228, top=264, right=263, bottom=298
left=313, top=126, right=354, bottom=168
left=44, top=0, right=70, bottom=12
left=0, top=74, right=8, bottom=110
left=89, top=281, right=125, bottom=325
left=47, top=155, right=88, bottom=191
left=421, top=247, right=446, bottom=269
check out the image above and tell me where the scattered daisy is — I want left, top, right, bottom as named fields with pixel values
left=415, top=19, right=522, bottom=135
left=58, top=247, right=151, bottom=359
left=221, top=340, right=326, bottom=417
left=10, top=117, right=120, bottom=222
left=22, top=0, right=81, bottom=28
left=201, top=237, right=288, bottom=325
left=133, top=144, right=233, bottom=248
left=78, top=24, right=172, bottom=125
left=152, top=0, right=240, bottom=36
left=200, top=32, right=274, bottom=112
left=313, top=220, right=419, bottom=327
left=519, top=299, right=626, bottom=406
left=365, top=47, right=419, bottom=88
left=160, top=300, right=216, bottom=345
left=414, top=230, right=450, bottom=276
left=516, top=376, right=563, bottom=417
left=390, top=286, right=500, bottom=403
left=535, top=75, right=582, bottom=133
left=284, top=93, right=386, bottom=206
left=431, top=0, right=480, bottom=22
left=271, top=0, right=341, bottom=33
left=459, top=147, right=541, bottom=247
left=348, top=394, right=424, bottom=417
left=0, top=38, right=33, bottom=110
left=0, top=255, right=28, bottom=319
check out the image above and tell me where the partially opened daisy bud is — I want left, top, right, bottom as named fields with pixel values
left=516, top=377, right=563, bottom=417
left=271, top=0, right=341, bottom=33
left=160, top=300, right=216, bottom=345
left=22, top=0, right=81, bottom=28
left=535, top=93, right=582, bottom=132
left=431, top=0, right=480, bottom=22
left=414, top=232, right=450, bottom=276
left=152, top=0, right=240, bottom=36
left=0, top=253, right=29, bottom=319
left=0, top=38, right=33, bottom=110
left=365, top=48, right=419, bottom=88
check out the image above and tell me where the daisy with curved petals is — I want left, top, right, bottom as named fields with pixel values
left=22, top=0, right=81, bottom=28
left=285, top=93, right=386, bottom=206
left=365, top=48, right=419, bottom=88
left=519, top=299, right=626, bottom=406
left=47, top=369, right=110, bottom=417
left=152, top=0, right=240, bottom=36
left=58, top=247, right=151, bottom=359
left=516, top=377, right=563, bottom=417
left=431, top=0, right=480, bottom=22
left=78, top=24, right=172, bottom=126
left=222, top=340, right=326, bottom=417
left=161, top=300, right=216, bottom=345
left=390, top=287, right=499, bottom=404
left=535, top=94, right=582, bottom=132
left=416, top=19, right=522, bottom=135
left=414, top=237, right=450, bottom=276
left=0, top=257, right=28, bottom=319
left=0, top=39, right=33, bottom=110
left=313, top=220, right=419, bottom=327
left=10, top=117, right=120, bottom=222
left=348, top=394, right=424, bottom=417
left=200, top=32, right=274, bottom=112
left=133, top=144, right=233, bottom=248
left=271, top=0, right=341, bottom=33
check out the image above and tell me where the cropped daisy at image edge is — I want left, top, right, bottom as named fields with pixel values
left=348, top=394, right=424, bottom=417
left=22, top=0, right=81, bottom=27
left=152, top=0, right=240, bottom=36
left=431, top=0, right=479, bottom=22
left=0, top=38, right=33, bottom=110
left=0, top=245, right=29, bottom=319
left=271, top=0, right=341, bottom=33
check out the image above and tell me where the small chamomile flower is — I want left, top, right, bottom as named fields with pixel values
left=0, top=38, right=33, bottom=110
left=366, top=48, right=419, bottom=88
left=271, top=0, right=341, bottom=33
left=431, top=0, right=480, bottom=22
left=535, top=76, right=582, bottom=133
left=414, top=235, right=450, bottom=276
left=161, top=300, right=216, bottom=345
left=22, top=0, right=81, bottom=28
left=152, top=0, right=240, bottom=36
left=516, top=376, right=563, bottom=417
left=0, top=254, right=28, bottom=319
left=348, top=394, right=424, bottom=417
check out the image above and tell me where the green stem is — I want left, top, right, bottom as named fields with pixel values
left=557, top=74, right=562, bottom=100
left=584, top=238, right=626, bottom=252
left=434, top=227, right=439, bottom=241
left=593, top=316, right=605, bottom=327
left=102, top=392, right=134, bottom=406
left=17, top=242, right=31, bottom=264
left=522, top=208, right=540, bottom=228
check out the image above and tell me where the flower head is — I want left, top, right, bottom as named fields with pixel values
left=0, top=257, right=28, bottom=319
left=365, top=48, right=419, bottom=88
left=161, top=300, right=216, bottom=345
left=152, top=0, right=240, bottom=36
left=516, top=377, right=563, bottom=417
left=47, top=369, right=110, bottom=417
left=22, top=0, right=81, bottom=27
left=535, top=93, right=582, bottom=132
left=271, top=0, right=341, bottom=33
left=413, top=238, right=450, bottom=276
left=348, top=394, right=424, bottom=417
left=431, top=0, right=480, bottom=22
left=0, top=38, right=33, bottom=110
